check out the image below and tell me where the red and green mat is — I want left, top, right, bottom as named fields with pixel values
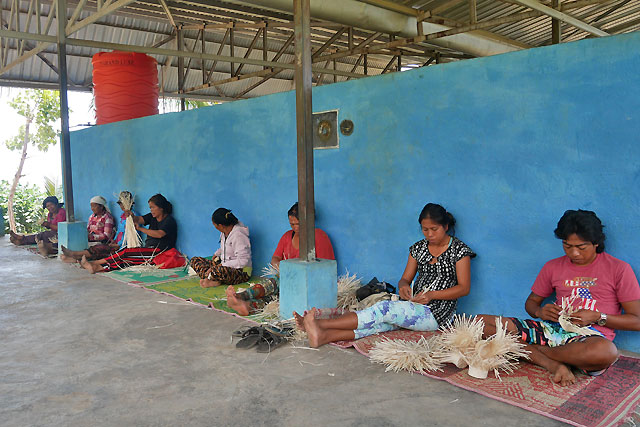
left=144, top=276, right=264, bottom=317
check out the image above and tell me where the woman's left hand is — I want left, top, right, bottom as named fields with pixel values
left=411, top=291, right=432, bottom=305
left=42, top=221, right=50, bottom=228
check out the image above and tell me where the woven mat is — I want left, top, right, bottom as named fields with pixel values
left=336, top=329, right=640, bottom=427
left=103, top=266, right=191, bottom=285
left=145, top=276, right=264, bottom=316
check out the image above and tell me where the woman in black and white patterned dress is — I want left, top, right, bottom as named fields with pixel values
left=398, top=203, right=476, bottom=327
left=296, top=203, right=476, bottom=348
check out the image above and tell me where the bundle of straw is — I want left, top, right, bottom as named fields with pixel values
left=437, top=314, right=485, bottom=368
left=337, top=271, right=361, bottom=310
left=251, top=297, right=281, bottom=322
left=369, top=336, right=444, bottom=373
left=558, top=295, right=602, bottom=336
left=465, top=317, right=530, bottom=379
left=118, top=191, right=142, bottom=248
left=261, top=263, right=279, bottom=277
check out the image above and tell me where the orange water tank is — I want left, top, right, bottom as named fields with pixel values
left=92, top=51, right=159, bottom=125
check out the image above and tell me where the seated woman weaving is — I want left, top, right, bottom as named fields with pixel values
left=294, top=203, right=476, bottom=348
left=10, top=196, right=66, bottom=256
left=270, top=202, right=335, bottom=267
left=226, top=202, right=335, bottom=316
left=81, top=193, right=177, bottom=273
left=61, top=192, right=136, bottom=262
left=189, top=208, right=252, bottom=288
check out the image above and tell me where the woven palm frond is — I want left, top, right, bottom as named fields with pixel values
left=558, top=295, right=601, bottom=336
left=436, top=314, right=485, bottom=368
left=118, top=190, right=143, bottom=249
left=369, top=336, right=444, bottom=373
left=466, top=317, right=530, bottom=379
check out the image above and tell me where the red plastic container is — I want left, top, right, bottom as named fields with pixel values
left=92, top=51, right=159, bottom=125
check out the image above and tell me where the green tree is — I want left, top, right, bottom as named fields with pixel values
left=43, top=176, right=63, bottom=199
left=0, top=180, right=46, bottom=234
left=4, top=90, right=61, bottom=232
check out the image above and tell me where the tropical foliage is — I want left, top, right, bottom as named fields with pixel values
left=0, top=180, right=46, bottom=234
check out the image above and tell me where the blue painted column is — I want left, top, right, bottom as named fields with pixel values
left=57, top=221, right=88, bottom=251
left=279, top=258, right=337, bottom=319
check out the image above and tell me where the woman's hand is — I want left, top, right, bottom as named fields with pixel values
left=399, top=285, right=413, bottom=301
left=42, top=221, right=51, bottom=228
left=124, top=209, right=133, bottom=217
left=411, top=291, right=432, bottom=305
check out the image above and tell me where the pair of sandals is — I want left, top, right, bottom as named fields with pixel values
left=233, top=326, right=287, bottom=353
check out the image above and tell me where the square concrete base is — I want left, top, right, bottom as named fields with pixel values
left=58, top=221, right=88, bottom=251
left=279, top=258, right=337, bottom=319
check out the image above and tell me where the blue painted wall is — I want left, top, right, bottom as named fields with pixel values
left=71, top=32, right=640, bottom=350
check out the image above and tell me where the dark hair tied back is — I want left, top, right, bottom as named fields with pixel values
left=554, top=209, right=605, bottom=253
left=418, top=203, right=456, bottom=234
left=42, top=196, right=62, bottom=209
left=288, top=202, right=299, bottom=219
left=148, top=193, right=173, bottom=215
left=212, top=207, right=239, bottom=226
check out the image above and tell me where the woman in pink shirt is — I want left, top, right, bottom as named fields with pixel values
left=10, top=196, right=66, bottom=255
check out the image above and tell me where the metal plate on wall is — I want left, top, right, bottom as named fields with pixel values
left=313, top=110, right=338, bottom=149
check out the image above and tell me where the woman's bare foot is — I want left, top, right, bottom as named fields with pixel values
left=80, top=255, right=97, bottom=274
left=60, top=254, right=78, bottom=263
left=304, top=308, right=328, bottom=348
left=293, top=311, right=306, bottom=331
left=9, top=231, right=23, bottom=245
left=226, top=286, right=251, bottom=316
left=551, top=362, right=576, bottom=386
left=60, top=245, right=75, bottom=257
left=37, top=240, right=55, bottom=257
left=200, top=278, right=221, bottom=288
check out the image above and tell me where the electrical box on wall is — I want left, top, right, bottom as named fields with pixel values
left=312, top=110, right=339, bottom=149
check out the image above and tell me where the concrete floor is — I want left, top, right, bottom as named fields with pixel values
left=0, top=236, right=567, bottom=427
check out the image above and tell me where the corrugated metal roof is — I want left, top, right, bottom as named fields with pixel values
left=1, top=0, right=639, bottom=101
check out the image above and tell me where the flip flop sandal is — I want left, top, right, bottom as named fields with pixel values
left=256, top=331, right=286, bottom=353
left=236, top=326, right=265, bottom=350
left=232, top=326, right=254, bottom=338
left=264, top=325, right=295, bottom=338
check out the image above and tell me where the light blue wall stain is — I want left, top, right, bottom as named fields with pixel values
left=71, top=32, right=640, bottom=350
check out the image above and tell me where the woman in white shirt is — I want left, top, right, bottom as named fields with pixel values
left=189, top=208, right=252, bottom=288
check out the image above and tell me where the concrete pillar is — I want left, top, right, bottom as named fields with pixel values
left=279, top=258, right=337, bottom=319
left=57, top=221, right=88, bottom=251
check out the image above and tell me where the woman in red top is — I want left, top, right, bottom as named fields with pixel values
left=226, top=202, right=335, bottom=316
left=270, top=202, right=335, bottom=267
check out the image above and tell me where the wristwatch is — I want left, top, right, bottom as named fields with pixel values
left=597, top=312, right=608, bottom=326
